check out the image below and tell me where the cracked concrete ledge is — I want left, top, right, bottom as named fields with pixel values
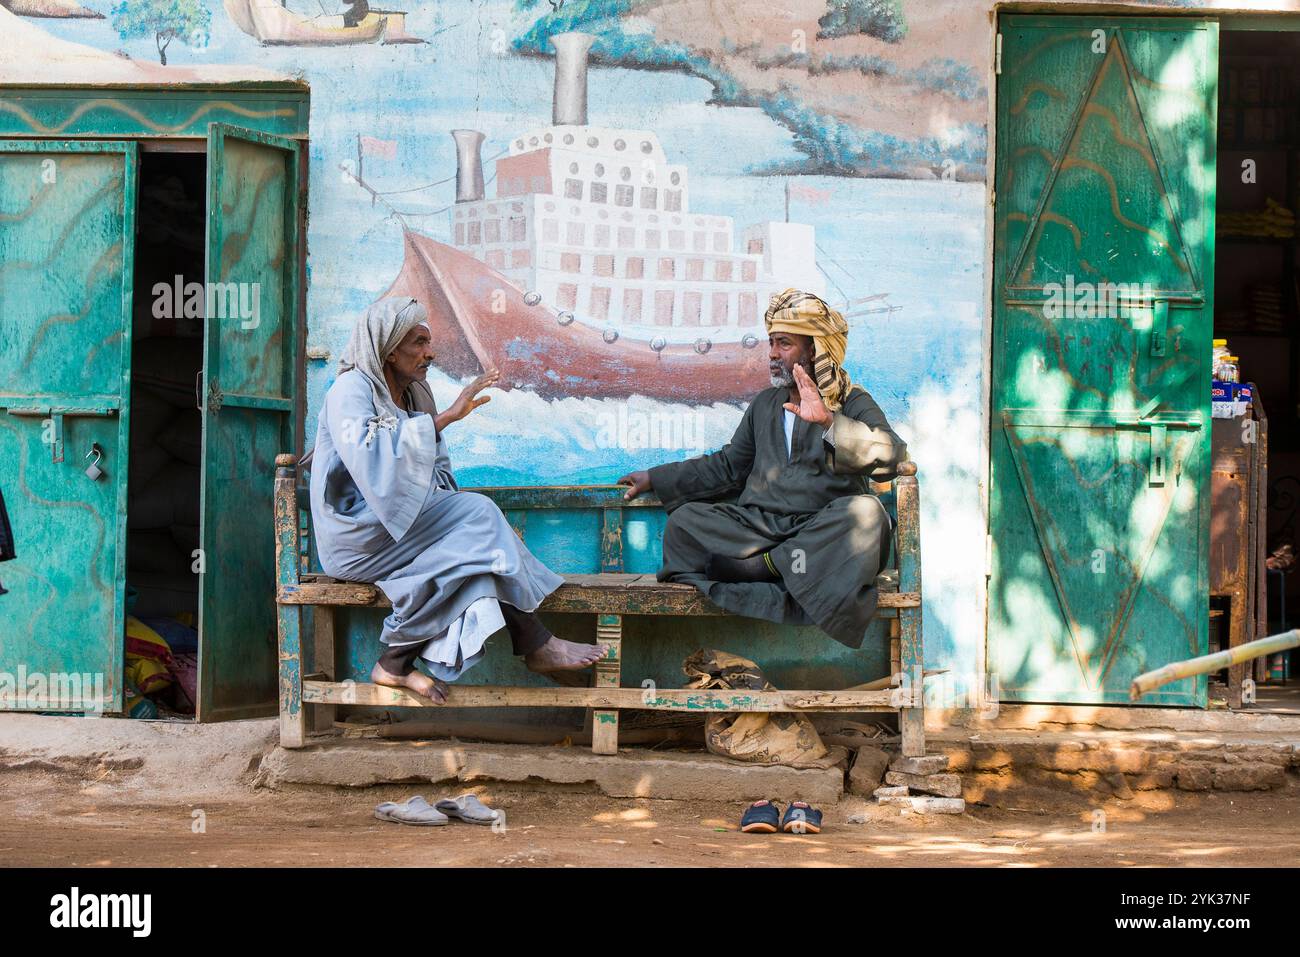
left=256, top=739, right=846, bottom=804
left=0, top=714, right=279, bottom=798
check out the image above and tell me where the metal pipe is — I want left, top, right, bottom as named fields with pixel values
left=551, top=31, right=595, bottom=126
left=1130, top=629, right=1300, bottom=700
left=451, top=129, right=485, bottom=203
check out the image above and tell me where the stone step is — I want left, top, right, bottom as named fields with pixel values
left=258, top=738, right=845, bottom=804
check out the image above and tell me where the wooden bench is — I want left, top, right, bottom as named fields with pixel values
left=274, top=455, right=924, bottom=756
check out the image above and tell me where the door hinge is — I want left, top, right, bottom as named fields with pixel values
left=995, top=33, right=1003, bottom=75
left=985, top=533, right=994, bottom=578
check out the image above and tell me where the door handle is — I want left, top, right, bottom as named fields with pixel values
left=1127, top=295, right=1200, bottom=358
left=1149, top=424, right=1167, bottom=486
left=1114, top=413, right=1199, bottom=489
left=1150, top=298, right=1169, bottom=357
left=1116, top=420, right=1194, bottom=489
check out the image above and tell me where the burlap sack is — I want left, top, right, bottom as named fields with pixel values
left=682, top=649, right=846, bottom=770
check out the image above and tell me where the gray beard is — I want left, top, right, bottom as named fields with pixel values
left=769, top=368, right=794, bottom=388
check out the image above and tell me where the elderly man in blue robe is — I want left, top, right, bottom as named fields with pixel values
left=310, top=297, right=606, bottom=704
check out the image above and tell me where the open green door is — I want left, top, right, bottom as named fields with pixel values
left=989, top=17, right=1218, bottom=705
left=0, top=141, right=137, bottom=713
left=198, top=124, right=301, bottom=721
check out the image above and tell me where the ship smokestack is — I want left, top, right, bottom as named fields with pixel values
left=552, top=32, right=595, bottom=126
left=451, top=129, right=486, bottom=203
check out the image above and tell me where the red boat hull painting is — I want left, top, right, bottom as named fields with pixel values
left=381, top=231, right=770, bottom=404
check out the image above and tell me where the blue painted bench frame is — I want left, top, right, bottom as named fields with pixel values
left=274, top=454, right=924, bottom=756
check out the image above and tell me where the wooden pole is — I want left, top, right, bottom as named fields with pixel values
left=1130, top=629, right=1300, bottom=701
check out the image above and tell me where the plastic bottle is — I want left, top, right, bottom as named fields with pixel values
left=1212, top=338, right=1229, bottom=379
left=1220, top=355, right=1240, bottom=384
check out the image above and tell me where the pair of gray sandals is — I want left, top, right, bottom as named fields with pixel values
left=374, top=793, right=499, bottom=826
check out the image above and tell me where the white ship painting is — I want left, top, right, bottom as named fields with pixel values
left=377, top=31, right=833, bottom=404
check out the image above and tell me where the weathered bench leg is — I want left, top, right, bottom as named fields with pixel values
left=592, top=614, right=622, bottom=755
left=274, top=454, right=306, bottom=749
left=895, top=469, right=925, bottom=757
left=890, top=618, right=901, bottom=681
left=899, top=605, right=925, bottom=757
left=278, top=606, right=306, bottom=748
left=311, top=607, right=337, bottom=733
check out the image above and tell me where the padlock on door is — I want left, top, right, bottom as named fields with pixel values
left=84, top=443, right=105, bottom=481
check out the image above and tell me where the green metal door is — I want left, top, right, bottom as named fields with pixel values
left=197, top=124, right=301, bottom=720
left=989, top=17, right=1218, bottom=705
left=0, top=141, right=137, bottom=712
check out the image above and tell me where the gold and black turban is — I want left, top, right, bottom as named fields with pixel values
left=764, top=288, right=854, bottom=411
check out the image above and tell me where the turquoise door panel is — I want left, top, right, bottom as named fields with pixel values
left=989, top=17, right=1218, bottom=705
left=0, top=140, right=137, bottom=712
left=197, top=124, right=301, bottom=721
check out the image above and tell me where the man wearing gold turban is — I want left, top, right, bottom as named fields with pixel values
left=617, top=289, right=907, bottom=648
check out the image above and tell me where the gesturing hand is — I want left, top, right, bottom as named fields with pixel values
left=783, top=363, right=833, bottom=427
left=445, top=368, right=500, bottom=424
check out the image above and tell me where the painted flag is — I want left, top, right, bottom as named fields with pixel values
left=787, top=182, right=832, bottom=205
left=360, top=135, right=398, bottom=160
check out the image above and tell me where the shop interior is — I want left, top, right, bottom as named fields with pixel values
left=1211, top=27, right=1298, bottom=709
left=123, top=150, right=207, bottom=719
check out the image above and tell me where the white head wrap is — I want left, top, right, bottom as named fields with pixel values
left=338, top=296, right=429, bottom=446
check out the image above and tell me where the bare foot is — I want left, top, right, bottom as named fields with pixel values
left=371, top=662, right=449, bottom=704
left=524, top=636, right=608, bottom=673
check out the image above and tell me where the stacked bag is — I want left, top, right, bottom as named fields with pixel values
left=124, top=614, right=199, bottom=717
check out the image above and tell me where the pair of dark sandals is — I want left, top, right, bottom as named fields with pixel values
left=740, top=799, right=823, bottom=834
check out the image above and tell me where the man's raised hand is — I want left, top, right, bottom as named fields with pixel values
left=445, top=368, right=500, bottom=424
left=616, top=470, right=651, bottom=501
left=783, top=363, right=833, bottom=427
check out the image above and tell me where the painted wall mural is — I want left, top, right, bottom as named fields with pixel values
left=1, top=0, right=101, bottom=16
left=222, top=0, right=423, bottom=46
left=15, top=0, right=1288, bottom=697
left=8, top=0, right=1036, bottom=694
left=11, top=0, right=1300, bottom=698
left=377, top=34, right=845, bottom=405
left=0, top=0, right=999, bottom=695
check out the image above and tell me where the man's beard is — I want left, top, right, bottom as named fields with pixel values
left=769, top=363, right=794, bottom=388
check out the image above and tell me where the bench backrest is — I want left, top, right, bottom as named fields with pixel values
left=289, top=468, right=916, bottom=582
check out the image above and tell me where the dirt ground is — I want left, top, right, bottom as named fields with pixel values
left=3, top=766, right=1299, bottom=867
